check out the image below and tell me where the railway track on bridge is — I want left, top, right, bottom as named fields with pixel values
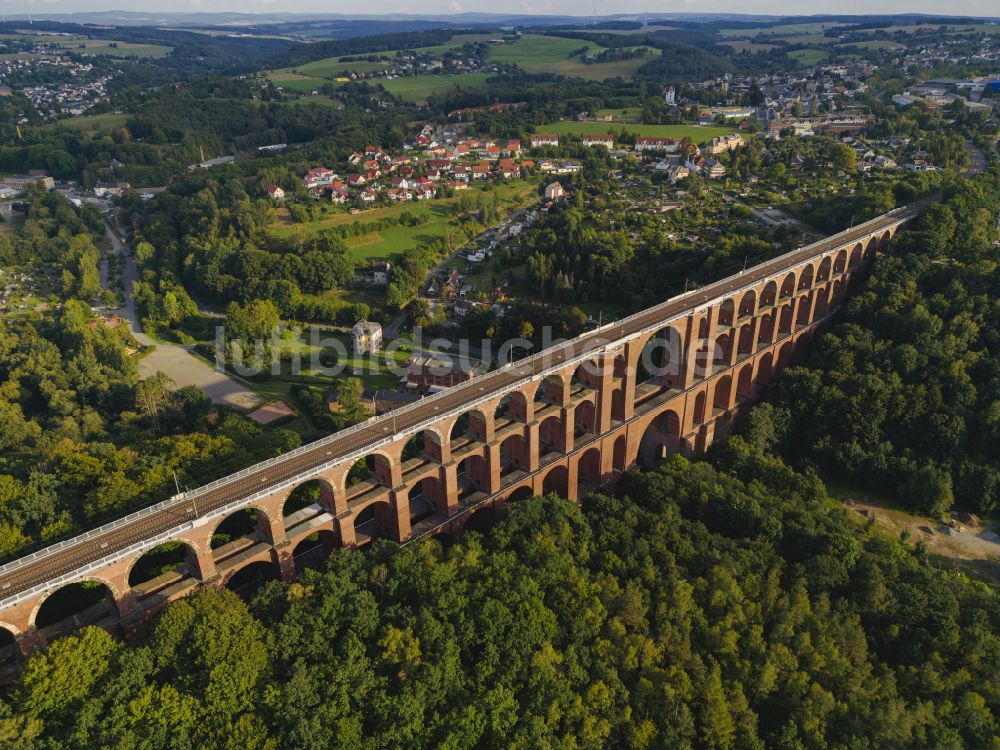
left=0, top=206, right=919, bottom=607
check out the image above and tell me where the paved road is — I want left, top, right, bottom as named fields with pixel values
left=102, top=223, right=262, bottom=411
left=0, top=207, right=917, bottom=606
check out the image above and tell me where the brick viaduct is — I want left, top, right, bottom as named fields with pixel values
left=0, top=208, right=914, bottom=672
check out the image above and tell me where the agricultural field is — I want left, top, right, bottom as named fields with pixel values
left=268, top=180, right=538, bottom=262
left=55, top=112, right=131, bottom=133
left=541, top=121, right=735, bottom=143
left=380, top=73, right=492, bottom=102
left=487, top=35, right=656, bottom=80
left=718, top=22, right=850, bottom=38
left=787, top=48, right=829, bottom=65
left=288, top=57, right=391, bottom=78
left=35, top=35, right=172, bottom=58
left=594, top=107, right=644, bottom=121
left=718, top=40, right=780, bottom=53
left=843, top=40, right=904, bottom=51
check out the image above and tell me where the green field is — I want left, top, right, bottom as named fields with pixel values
left=788, top=48, right=829, bottom=65
left=719, top=22, right=850, bottom=38
left=56, top=112, right=131, bottom=133
left=594, top=107, right=643, bottom=121
left=380, top=73, right=492, bottom=102
left=542, top=121, right=735, bottom=143
left=269, top=181, right=538, bottom=261
left=719, top=40, right=780, bottom=53
left=289, top=57, right=391, bottom=78
left=844, top=40, right=904, bottom=51
left=488, top=35, right=655, bottom=80
left=35, top=35, right=172, bottom=58
left=265, top=68, right=490, bottom=101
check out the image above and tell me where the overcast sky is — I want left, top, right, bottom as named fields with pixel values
left=1, top=0, right=997, bottom=18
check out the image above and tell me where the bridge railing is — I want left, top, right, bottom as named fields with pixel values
left=0, top=207, right=915, bottom=580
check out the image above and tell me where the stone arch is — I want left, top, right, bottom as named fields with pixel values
left=779, top=272, right=796, bottom=299
left=797, top=263, right=814, bottom=291
left=736, top=363, right=754, bottom=400
left=717, top=297, right=736, bottom=327
left=401, top=428, right=447, bottom=462
left=224, top=560, right=279, bottom=596
left=462, top=505, right=495, bottom=534
left=539, top=414, right=567, bottom=453
left=612, top=434, right=628, bottom=472
left=817, top=256, right=832, bottom=283
left=795, top=292, right=813, bottom=327
left=534, top=374, right=567, bottom=407
left=756, top=352, right=774, bottom=387
left=0, top=623, right=17, bottom=670
left=713, top=374, right=733, bottom=411
left=577, top=446, right=602, bottom=490
left=499, top=432, right=528, bottom=477
left=778, top=303, right=794, bottom=335
left=457, top=454, right=488, bottom=500
left=758, top=310, right=775, bottom=345
left=610, top=384, right=625, bottom=421
left=760, top=280, right=777, bottom=307
left=505, top=484, right=534, bottom=504
left=127, top=540, right=202, bottom=588
left=639, top=408, right=682, bottom=466
left=738, top=289, right=756, bottom=318
left=495, top=390, right=529, bottom=423
left=815, top=285, right=831, bottom=317
left=833, top=248, right=848, bottom=275
left=343, top=450, right=395, bottom=495
left=692, top=390, right=707, bottom=426
left=449, top=408, right=490, bottom=443
left=777, top=341, right=795, bottom=370
left=864, top=235, right=879, bottom=260
left=637, top=324, right=685, bottom=388
left=211, top=506, right=270, bottom=549
left=848, top=243, right=863, bottom=270
left=574, top=398, right=597, bottom=436
left=571, top=357, right=602, bottom=390
left=715, top=330, right=734, bottom=365
left=291, top=529, right=339, bottom=575
left=32, top=579, right=120, bottom=632
left=408, top=473, right=447, bottom=517
left=284, top=478, right=335, bottom=519
left=353, top=498, right=395, bottom=542
left=541, top=464, right=569, bottom=498
left=736, top=324, right=753, bottom=356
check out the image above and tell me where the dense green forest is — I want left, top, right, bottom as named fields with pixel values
left=765, top=168, right=1000, bottom=515
left=4, top=448, right=1000, bottom=748
left=0, top=201, right=303, bottom=563
left=0, top=298, right=302, bottom=560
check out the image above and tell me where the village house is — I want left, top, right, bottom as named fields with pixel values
left=530, top=134, right=560, bottom=148
left=352, top=321, right=383, bottom=355
left=266, top=185, right=285, bottom=201
left=303, top=167, right=337, bottom=188
left=372, top=262, right=391, bottom=285
left=704, top=134, right=743, bottom=155
left=582, top=134, right=614, bottom=149
left=634, top=137, right=681, bottom=153
left=702, top=158, right=726, bottom=179
left=406, top=355, right=480, bottom=391
left=544, top=182, right=565, bottom=200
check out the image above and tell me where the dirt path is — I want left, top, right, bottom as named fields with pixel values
left=842, top=497, right=1000, bottom=583
left=102, top=223, right=263, bottom=411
